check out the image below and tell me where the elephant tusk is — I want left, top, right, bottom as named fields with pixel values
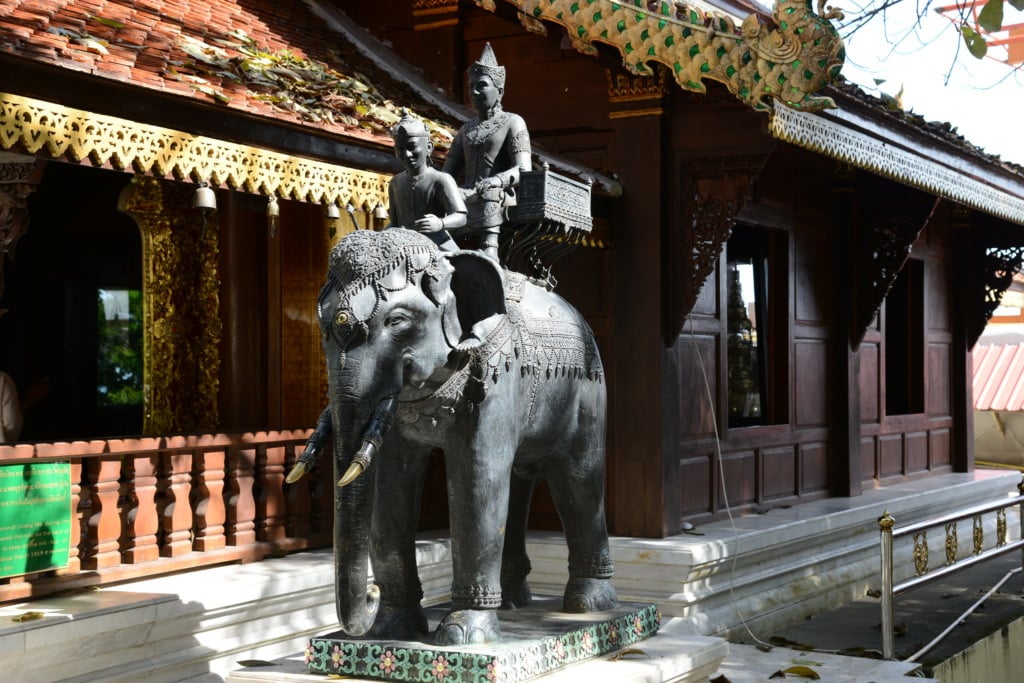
left=338, top=441, right=376, bottom=487
left=338, top=460, right=364, bottom=487
left=285, top=460, right=308, bottom=484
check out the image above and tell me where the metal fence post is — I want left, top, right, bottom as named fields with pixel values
left=1019, top=476, right=1024, bottom=587
left=879, top=511, right=895, bottom=660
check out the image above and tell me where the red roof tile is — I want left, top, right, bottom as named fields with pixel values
left=0, top=0, right=455, bottom=150
left=973, top=344, right=1024, bottom=411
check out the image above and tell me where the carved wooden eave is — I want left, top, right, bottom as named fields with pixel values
left=770, top=104, right=1024, bottom=227
left=0, top=92, right=391, bottom=211
left=480, top=0, right=846, bottom=112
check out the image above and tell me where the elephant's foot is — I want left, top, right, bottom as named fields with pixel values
left=500, top=576, right=533, bottom=609
left=434, top=609, right=501, bottom=645
left=563, top=577, right=618, bottom=613
left=367, top=604, right=429, bottom=640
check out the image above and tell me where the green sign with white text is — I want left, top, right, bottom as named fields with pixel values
left=0, top=462, right=71, bottom=578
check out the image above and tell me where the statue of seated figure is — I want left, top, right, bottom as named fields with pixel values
left=386, top=113, right=467, bottom=251
left=443, top=43, right=532, bottom=261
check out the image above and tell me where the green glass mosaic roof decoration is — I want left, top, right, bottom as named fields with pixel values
left=305, top=600, right=661, bottom=682
left=481, top=0, right=845, bottom=111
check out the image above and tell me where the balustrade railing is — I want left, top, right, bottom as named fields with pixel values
left=876, top=475, right=1024, bottom=660
left=0, top=430, right=331, bottom=603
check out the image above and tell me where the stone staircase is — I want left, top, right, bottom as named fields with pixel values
left=2, top=469, right=1014, bottom=682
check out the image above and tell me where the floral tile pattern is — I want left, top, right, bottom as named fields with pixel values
left=306, top=602, right=661, bottom=682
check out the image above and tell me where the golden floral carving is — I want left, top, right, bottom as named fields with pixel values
left=912, top=531, right=928, bottom=576
left=0, top=93, right=390, bottom=209
left=119, top=177, right=220, bottom=434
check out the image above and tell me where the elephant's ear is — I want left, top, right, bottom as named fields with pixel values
left=445, top=251, right=507, bottom=340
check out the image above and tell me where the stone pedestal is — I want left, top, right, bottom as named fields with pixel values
left=306, top=600, right=659, bottom=681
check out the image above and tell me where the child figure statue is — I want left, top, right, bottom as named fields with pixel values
left=386, top=113, right=467, bottom=251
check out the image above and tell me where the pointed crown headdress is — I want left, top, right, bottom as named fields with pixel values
left=390, top=110, right=431, bottom=144
left=469, top=43, right=505, bottom=90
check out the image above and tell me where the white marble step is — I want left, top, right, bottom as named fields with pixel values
left=3, top=470, right=1011, bottom=681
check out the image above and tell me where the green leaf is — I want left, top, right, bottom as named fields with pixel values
left=782, top=665, right=821, bottom=679
left=90, top=15, right=125, bottom=30
left=978, top=0, right=1004, bottom=32
left=961, top=25, right=988, bottom=58
left=75, top=36, right=110, bottom=55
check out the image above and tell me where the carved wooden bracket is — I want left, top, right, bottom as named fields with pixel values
left=970, top=243, right=1024, bottom=349
left=0, top=159, right=45, bottom=300
left=851, top=197, right=939, bottom=350
left=666, top=154, right=766, bottom=344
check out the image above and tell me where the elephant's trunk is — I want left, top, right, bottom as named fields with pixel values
left=331, top=397, right=381, bottom=636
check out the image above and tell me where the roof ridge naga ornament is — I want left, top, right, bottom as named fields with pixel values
left=479, top=0, right=846, bottom=112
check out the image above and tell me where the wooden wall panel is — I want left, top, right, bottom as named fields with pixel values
left=861, top=437, right=877, bottom=482
left=722, top=450, right=757, bottom=507
left=677, top=335, right=718, bottom=438
left=764, top=445, right=797, bottom=499
left=907, top=431, right=928, bottom=473
left=795, top=340, right=827, bottom=428
left=930, top=429, right=951, bottom=469
left=927, top=254, right=951, bottom=332
left=800, top=442, right=828, bottom=493
left=691, top=266, right=720, bottom=318
left=680, top=454, right=713, bottom=515
left=859, top=342, right=880, bottom=423
left=928, top=342, right=951, bottom=416
left=795, top=231, right=828, bottom=324
left=879, top=434, right=904, bottom=477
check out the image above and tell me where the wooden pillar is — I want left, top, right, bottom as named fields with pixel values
left=82, top=455, right=123, bottom=569
left=951, top=205, right=974, bottom=473
left=412, top=0, right=463, bottom=101
left=121, top=453, right=160, bottom=563
left=606, top=69, right=670, bottom=537
left=830, top=162, right=862, bottom=495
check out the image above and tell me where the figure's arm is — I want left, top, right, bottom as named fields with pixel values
left=474, top=116, right=532, bottom=194
left=385, top=179, right=400, bottom=229
left=441, top=129, right=466, bottom=185
left=0, top=375, right=22, bottom=443
left=415, top=173, right=468, bottom=234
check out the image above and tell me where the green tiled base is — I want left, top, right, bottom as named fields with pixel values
left=305, top=599, right=661, bottom=682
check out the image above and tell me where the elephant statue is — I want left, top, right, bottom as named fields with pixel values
left=288, top=227, right=615, bottom=645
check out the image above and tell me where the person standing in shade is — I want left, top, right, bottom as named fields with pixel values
left=386, top=113, right=467, bottom=251
left=0, top=370, right=22, bottom=444
left=443, top=43, right=532, bottom=261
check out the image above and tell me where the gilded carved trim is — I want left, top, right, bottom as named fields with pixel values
left=944, top=521, right=957, bottom=566
left=770, top=105, right=1024, bottom=226
left=607, top=68, right=672, bottom=103
left=119, top=177, right=221, bottom=435
left=912, top=530, right=928, bottom=576
left=488, top=0, right=845, bottom=111
left=0, top=92, right=391, bottom=209
left=972, top=515, right=983, bottom=556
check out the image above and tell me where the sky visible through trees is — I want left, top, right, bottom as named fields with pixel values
left=826, top=0, right=1024, bottom=164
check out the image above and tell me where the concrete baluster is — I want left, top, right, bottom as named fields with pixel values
left=284, top=441, right=312, bottom=539
left=193, top=447, right=227, bottom=551
left=83, top=455, right=124, bottom=569
left=256, top=442, right=287, bottom=542
left=226, top=446, right=257, bottom=546
left=159, top=451, right=194, bottom=557
left=121, top=453, right=160, bottom=563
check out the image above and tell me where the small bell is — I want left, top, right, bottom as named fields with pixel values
left=192, top=181, right=217, bottom=211
left=267, top=196, right=280, bottom=237
left=325, top=203, right=341, bottom=220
